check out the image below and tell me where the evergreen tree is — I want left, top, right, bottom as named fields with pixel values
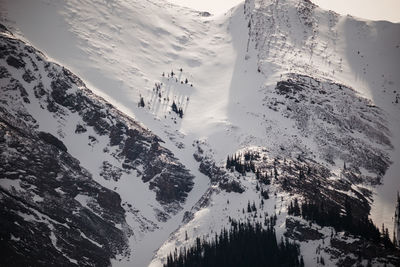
left=226, top=156, right=231, bottom=169
left=261, top=189, right=269, bottom=200
left=251, top=201, right=257, bottom=212
left=274, top=160, right=278, bottom=179
left=164, top=219, right=302, bottom=267
left=171, top=101, right=178, bottom=113
left=288, top=198, right=301, bottom=216
left=344, top=197, right=352, bottom=229
left=138, top=96, right=145, bottom=107
left=299, top=199, right=392, bottom=247
left=299, top=169, right=305, bottom=179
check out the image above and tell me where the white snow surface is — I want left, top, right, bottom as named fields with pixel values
left=2, top=0, right=400, bottom=265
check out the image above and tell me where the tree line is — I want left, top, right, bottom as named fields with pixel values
left=164, top=218, right=304, bottom=267
left=288, top=198, right=396, bottom=249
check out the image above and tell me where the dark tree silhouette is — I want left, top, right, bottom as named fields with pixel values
left=164, top=219, right=302, bottom=267
left=138, top=96, right=145, bottom=107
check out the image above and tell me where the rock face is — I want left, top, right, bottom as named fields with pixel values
left=0, top=117, right=129, bottom=266
left=269, top=74, right=392, bottom=184
left=193, top=140, right=244, bottom=194
left=0, top=24, right=193, bottom=207
left=0, top=25, right=194, bottom=265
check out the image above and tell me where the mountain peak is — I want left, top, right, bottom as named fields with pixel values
left=1, top=0, right=400, bottom=266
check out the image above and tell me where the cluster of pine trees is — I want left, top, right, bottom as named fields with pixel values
left=171, top=101, right=184, bottom=118
left=256, top=169, right=271, bottom=186
left=164, top=218, right=304, bottom=267
left=162, top=69, right=193, bottom=87
left=226, top=152, right=256, bottom=174
left=226, top=151, right=272, bottom=185
left=288, top=198, right=396, bottom=249
left=395, top=193, right=400, bottom=247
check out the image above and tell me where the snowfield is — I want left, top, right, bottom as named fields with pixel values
left=1, top=0, right=400, bottom=266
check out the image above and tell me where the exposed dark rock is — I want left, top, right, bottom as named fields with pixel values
left=33, top=82, right=46, bottom=98
left=198, top=11, right=211, bottom=17
left=194, top=143, right=244, bottom=194
left=269, top=74, right=392, bottom=183
left=0, top=23, right=12, bottom=34
left=100, top=161, right=124, bottom=182
left=285, top=217, right=323, bottom=241
left=0, top=66, right=10, bottom=78
left=329, top=237, right=400, bottom=267
left=0, top=24, right=196, bottom=266
left=0, top=116, right=129, bottom=266
left=6, top=55, right=25, bottom=69
left=276, top=80, right=304, bottom=95
left=38, top=131, right=68, bottom=152
left=8, top=78, right=30, bottom=103
left=182, top=187, right=216, bottom=224
left=218, top=179, right=244, bottom=193
left=22, top=69, right=36, bottom=83
left=75, top=124, right=87, bottom=134
left=109, top=122, right=125, bottom=146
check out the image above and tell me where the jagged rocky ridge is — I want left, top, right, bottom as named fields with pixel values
left=0, top=25, right=194, bottom=265
left=0, top=24, right=194, bottom=207
left=267, top=73, right=392, bottom=184
left=243, top=0, right=393, bottom=184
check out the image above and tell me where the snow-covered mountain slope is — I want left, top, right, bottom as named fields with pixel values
left=0, top=25, right=205, bottom=266
left=3, top=0, right=398, bottom=167
left=242, top=0, right=400, bottom=238
left=152, top=145, right=399, bottom=266
left=1, top=0, right=400, bottom=266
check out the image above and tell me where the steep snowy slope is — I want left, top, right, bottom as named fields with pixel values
left=3, top=0, right=398, bottom=180
left=3, top=0, right=398, bottom=166
left=1, top=0, right=400, bottom=266
left=0, top=25, right=204, bottom=266
left=242, top=0, right=400, bottom=237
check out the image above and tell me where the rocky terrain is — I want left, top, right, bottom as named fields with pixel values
left=1, top=0, right=399, bottom=266
left=0, top=24, right=194, bottom=265
left=268, top=74, right=392, bottom=184
left=154, top=146, right=400, bottom=266
left=0, top=113, right=130, bottom=266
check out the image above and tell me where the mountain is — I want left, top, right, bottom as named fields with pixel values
left=1, top=0, right=400, bottom=266
left=0, top=24, right=195, bottom=266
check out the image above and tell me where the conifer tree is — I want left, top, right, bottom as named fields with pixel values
left=171, top=101, right=178, bottom=113
left=138, top=96, right=145, bottom=107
